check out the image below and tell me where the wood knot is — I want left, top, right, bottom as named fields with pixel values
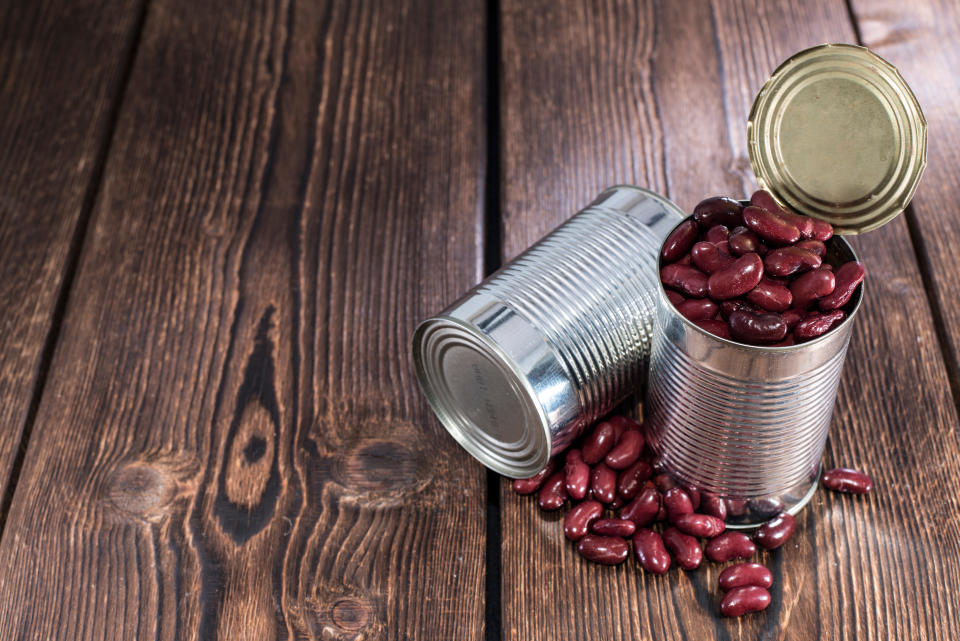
left=331, top=599, right=372, bottom=632
left=106, top=464, right=175, bottom=519
left=335, top=440, right=428, bottom=493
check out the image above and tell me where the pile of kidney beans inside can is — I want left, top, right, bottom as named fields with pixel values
left=660, top=190, right=866, bottom=345
left=512, top=414, right=873, bottom=617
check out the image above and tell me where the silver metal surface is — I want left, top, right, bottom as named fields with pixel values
left=645, top=222, right=862, bottom=527
left=413, top=186, right=683, bottom=478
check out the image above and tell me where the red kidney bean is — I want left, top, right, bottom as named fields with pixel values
left=564, top=500, right=604, bottom=541
left=620, top=483, right=661, bottom=527
left=608, top=415, right=635, bottom=441
left=683, top=484, right=702, bottom=510
left=719, top=563, right=773, bottom=590
left=537, top=471, right=567, bottom=510
left=609, top=495, right=625, bottom=510
left=661, top=264, right=709, bottom=298
left=665, top=290, right=686, bottom=307
left=708, top=253, right=764, bottom=300
left=721, top=586, right=771, bottom=617
left=720, top=299, right=761, bottom=319
left=577, top=534, right=630, bottom=565
left=694, top=196, right=744, bottom=229
left=755, top=512, right=796, bottom=550
left=748, top=497, right=784, bottom=518
left=694, top=319, right=732, bottom=340
left=790, top=267, right=835, bottom=309
left=617, top=459, right=653, bottom=500
left=677, top=298, right=719, bottom=321
left=564, top=449, right=590, bottom=501
left=781, top=308, right=804, bottom=330
left=769, top=334, right=795, bottom=347
left=794, top=310, right=845, bottom=342
left=662, top=220, right=699, bottom=262
left=819, top=261, right=865, bottom=311
left=674, top=513, right=725, bottom=538
left=512, top=459, right=557, bottom=495
left=605, top=429, right=645, bottom=470
left=822, top=467, right=873, bottom=494
left=725, top=498, right=748, bottom=517
left=728, top=310, right=788, bottom=345
left=811, top=218, right=834, bottom=241
left=674, top=253, right=693, bottom=266
left=751, top=190, right=815, bottom=239
left=728, top=226, right=768, bottom=257
left=764, top=246, right=822, bottom=277
left=591, top=463, right=617, bottom=504
left=664, top=487, right=695, bottom=523
left=701, top=493, right=727, bottom=521
left=691, top=241, right=735, bottom=275
left=705, top=224, right=730, bottom=245
left=746, top=278, right=793, bottom=312
left=591, top=518, right=636, bottom=538
left=706, top=532, right=756, bottom=563
left=633, top=528, right=671, bottom=574
left=795, top=238, right=826, bottom=258
left=743, top=205, right=800, bottom=245
left=662, top=527, right=703, bottom=570
left=582, top=421, right=616, bottom=465
left=653, top=472, right=678, bottom=493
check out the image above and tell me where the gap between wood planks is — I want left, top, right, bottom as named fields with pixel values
left=0, top=0, right=152, bottom=539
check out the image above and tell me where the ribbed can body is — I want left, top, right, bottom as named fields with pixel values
left=645, top=229, right=862, bottom=527
left=413, top=186, right=683, bottom=477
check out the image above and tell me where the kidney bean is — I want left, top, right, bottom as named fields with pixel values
left=605, top=429, right=645, bottom=470
left=720, top=299, right=761, bottom=319
left=591, top=463, right=618, bottom=504
left=662, top=527, right=703, bottom=570
left=564, top=500, right=604, bottom=541
left=512, top=459, right=557, bottom=495
left=729, top=310, right=788, bottom=345
left=811, top=218, right=834, bottom=241
left=674, top=253, right=693, bottom=266
left=661, top=264, right=709, bottom=298
left=822, top=467, right=873, bottom=494
left=620, top=483, right=661, bottom=527
left=664, top=487, right=695, bottom=523
left=706, top=532, right=756, bottom=563
left=694, top=319, right=732, bottom=340
left=764, top=246, right=822, bottom=277
left=751, top=190, right=815, bottom=238
left=705, top=224, right=730, bottom=245
left=748, top=497, right=784, bottom=518
left=564, top=449, right=590, bottom=500
left=819, top=261, right=865, bottom=311
left=755, top=512, right=796, bottom=550
left=743, top=205, right=801, bottom=245
left=677, top=298, right=719, bottom=321
left=781, top=308, right=804, bottom=330
left=725, top=498, right=748, bottom=517
left=609, top=495, right=625, bottom=510
left=662, top=220, right=699, bottom=262
left=721, top=586, right=771, bottom=617
left=653, top=472, right=678, bottom=493
left=591, top=518, right=636, bottom=538
left=617, top=459, right=653, bottom=500
left=769, top=334, right=795, bottom=347
left=728, top=226, right=768, bottom=257
left=582, top=421, right=616, bottom=465
left=691, top=241, right=735, bottom=275
left=693, top=196, right=744, bottom=229
left=794, top=310, right=845, bottom=342
left=537, top=471, right=567, bottom=511
left=746, top=279, right=793, bottom=312
left=577, top=534, right=630, bottom=565
left=633, top=528, right=671, bottom=574
left=790, top=268, right=835, bottom=309
left=708, top=253, right=764, bottom=300
left=795, top=238, right=826, bottom=258
left=719, top=563, right=773, bottom=590
left=683, top=484, right=702, bottom=510
left=701, top=494, right=728, bottom=521
left=674, top=513, right=725, bottom=538
left=665, top=290, right=686, bottom=307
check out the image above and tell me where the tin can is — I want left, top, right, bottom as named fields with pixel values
left=412, top=186, right=683, bottom=477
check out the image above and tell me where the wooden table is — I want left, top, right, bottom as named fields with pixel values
left=1, top=0, right=959, bottom=639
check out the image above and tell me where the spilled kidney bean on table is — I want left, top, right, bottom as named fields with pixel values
left=513, top=414, right=873, bottom=617
left=661, top=190, right=866, bottom=345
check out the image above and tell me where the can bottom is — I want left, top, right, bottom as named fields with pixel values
left=723, top=463, right=822, bottom=530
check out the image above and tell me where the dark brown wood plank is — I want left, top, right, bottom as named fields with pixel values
left=0, top=0, right=144, bottom=504
left=0, top=0, right=487, bottom=639
left=499, top=1, right=960, bottom=639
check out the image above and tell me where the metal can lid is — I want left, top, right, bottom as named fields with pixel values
left=747, top=44, right=927, bottom=234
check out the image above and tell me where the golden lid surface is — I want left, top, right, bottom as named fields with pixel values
left=748, top=44, right=926, bottom=234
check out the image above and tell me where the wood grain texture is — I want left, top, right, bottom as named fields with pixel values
left=499, top=1, right=960, bottom=639
left=0, top=0, right=487, bottom=639
left=0, top=0, right=143, bottom=503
